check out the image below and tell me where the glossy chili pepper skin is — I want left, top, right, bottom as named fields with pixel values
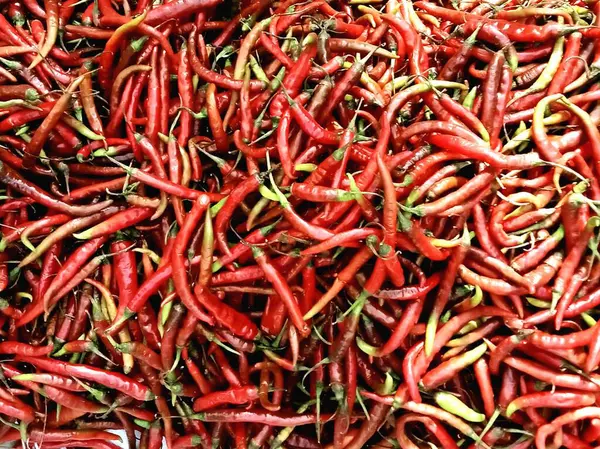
left=15, top=355, right=154, bottom=401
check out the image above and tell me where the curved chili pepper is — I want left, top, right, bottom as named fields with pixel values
left=0, top=161, right=113, bottom=217
left=169, top=195, right=215, bottom=328
left=252, top=246, right=308, bottom=338
left=15, top=355, right=154, bottom=400
left=193, top=386, right=259, bottom=412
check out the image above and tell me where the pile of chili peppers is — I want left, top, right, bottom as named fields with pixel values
left=4, top=0, right=600, bottom=447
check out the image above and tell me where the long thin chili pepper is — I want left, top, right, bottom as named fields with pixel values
left=15, top=355, right=154, bottom=401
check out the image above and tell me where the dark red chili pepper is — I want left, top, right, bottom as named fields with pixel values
left=161, top=301, right=186, bottom=374
left=0, top=161, right=113, bottom=217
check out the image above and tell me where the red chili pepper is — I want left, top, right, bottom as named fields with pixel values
left=98, top=13, right=148, bottom=92
left=115, top=341, right=162, bottom=371
left=160, top=301, right=187, bottom=373
left=193, top=386, right=259, bottom=412
left=416, top=2, right=600, bottom=42
left=74, top=208, right=153, bottom=240
left=252, top=246, right=309, bottom=338
left=0, top=341, right=52, bottom=356
left=0, top=161, right=113, bottom=217
left=205, top=82, right=229, bottom=152
left=15, top=355, right=154, bottom=401
left=427, top=134, right=542, bottom=169
left=168, top=196, right=214, bottom=327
